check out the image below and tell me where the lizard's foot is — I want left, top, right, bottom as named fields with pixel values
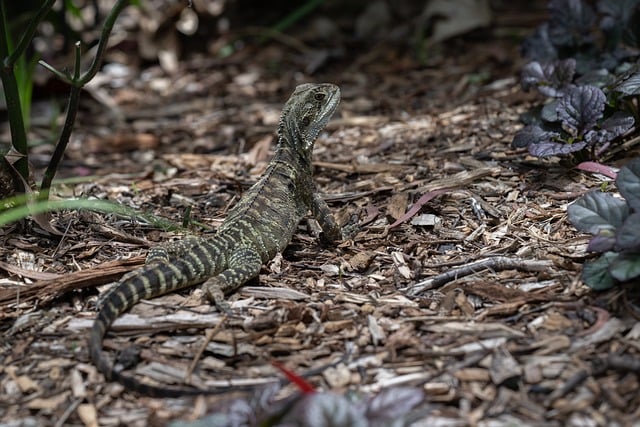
left=202, top=278, right=232, bottom=314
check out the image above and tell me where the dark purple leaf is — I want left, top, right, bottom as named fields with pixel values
left=584, top=129, right=607, bottom=144
left=522, top=62, right=546, bottom=89
left=589, top=128, right=628, bottom=146
left=541, top=100, right=560, bottom=122
left=598, top=0, right=640, bottom=46
left=601, top=111, right=635, bottom=135
left=586, top=111, right=635, bottom=145
left=582, top=252, right=618, bottom=290
left=365, top=387, right=424, bottom=421
left=548, top=0, right=596, bottom=47
left=554, top=59, right=577, bottom=88
left=587, top=235, right=616, bottom=252
left=557, top=85, right=605, bottom=136
left=529, top=140, right=586, bottom=157
left=575, top=69, right=616, bottom=88
left=623, top=7, right=640, bottom=47
left=521, top=23, right=558, bottom=61
left=512, top=125, right=560, bottom=149
left=615, top=212, right=640, bottom=251
left=598, top=0, right=640, bottom=23
left=168, top=399, right=256, bottom=427
left=617, top=158, right=640, bottom=211
left=614, top=71, right=640, bottom=95
left=521, top=60, right=575, bottom=97
left=281, top=393, right=366, bottom=427
left=568, top=191, right=629, bottom=233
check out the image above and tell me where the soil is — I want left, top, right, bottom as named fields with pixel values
left=1, top=2, right=639, bottom=426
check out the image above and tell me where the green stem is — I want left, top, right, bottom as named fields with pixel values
left=6, top=0, right=56, bottom=68
left=271, top=0, right=323, bottom=34
left=78, top=0, right=130, bottom=86
left=39, top=0, right=132, bottom=199
left=38, top=59, right=73, bottom=85
left=38, top=43, right=83, bottom=200
left=255, top=0, right=324, bottom=45
left=0, top=1, right=29, bottom=182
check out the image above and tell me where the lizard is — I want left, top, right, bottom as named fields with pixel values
left=89, top=83, right=343, bottom=397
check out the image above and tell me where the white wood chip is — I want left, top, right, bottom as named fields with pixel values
left=368, top=315, right=386, bottom=345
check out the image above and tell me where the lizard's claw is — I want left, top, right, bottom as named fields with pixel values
left=202, top=278, right=233, bottom=314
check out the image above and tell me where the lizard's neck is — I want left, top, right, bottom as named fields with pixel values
left=273, top=125, right=313, bottom=171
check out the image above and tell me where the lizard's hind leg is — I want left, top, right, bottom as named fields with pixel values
left=201, top=246, right=262, bottom=312
left=146, top=236, right=202, bottom=263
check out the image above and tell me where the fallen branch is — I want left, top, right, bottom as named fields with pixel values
left=0, top=256, right=144, bottom=310
left=406, top=256, right=554, bottom=295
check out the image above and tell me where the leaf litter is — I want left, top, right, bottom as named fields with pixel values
left=1, top=3, right=640, bottom=427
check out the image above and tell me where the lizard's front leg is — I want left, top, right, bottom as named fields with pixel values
left=310, top=192, right=343, bottom=242
left=201, top=246, right=262, bottom=312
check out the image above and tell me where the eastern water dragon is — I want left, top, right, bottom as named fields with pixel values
left=89, top=83, right=343, bottom=396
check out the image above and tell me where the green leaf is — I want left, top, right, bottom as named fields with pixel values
left=0, top=197, right=180, bottom=231
left=617, top=158, right=640, bottom=211
left=567, top=191, right=629, bottom=234
left=582, top=252, right=618, bottom=290
left=609, top=252, right=640, bottom=282
left=615, top=212, right=640, bottom=251
left=64, top=0, right=82, bottom=18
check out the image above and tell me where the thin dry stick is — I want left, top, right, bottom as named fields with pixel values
left=544, top=369, right=590, bottom=407
left=600, top=354, right=640, bottom=373
left=186, top=315, right=228, bottom=383
left=407, top=256, right=554, bottom=295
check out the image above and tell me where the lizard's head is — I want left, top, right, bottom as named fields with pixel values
left=279, top=83, right=340, bottom=152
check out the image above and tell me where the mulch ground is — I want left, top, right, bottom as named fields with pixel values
left=1, top=4, right=640, bottom=427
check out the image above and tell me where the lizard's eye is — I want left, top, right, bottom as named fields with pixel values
left=301, top=116, right=311, bottom=127
left=314, top=93, right=326, bottom=101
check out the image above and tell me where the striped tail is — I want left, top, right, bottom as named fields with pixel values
left=89, top=260, right=250, bottom=397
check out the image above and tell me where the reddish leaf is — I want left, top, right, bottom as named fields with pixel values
left=389, top=188, right=449, bottom=229
left=271, top=360, right=316, bottom=394
left=576, top=161, right=617, bottom=179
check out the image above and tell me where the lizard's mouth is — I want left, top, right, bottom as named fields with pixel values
left=324, top=86, right=341, bottom=116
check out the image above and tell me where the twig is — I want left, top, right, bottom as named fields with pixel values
left=406, top=256, right=554, bottom=295
left=594, top=354, right=640, bottom=374
left=576, top=306, right=610, bottom=337
left=54, top=397, right=83, bottom=427
left=544, top=369, right=589, bottom=407
left=186, top=315, right=228, bottom=382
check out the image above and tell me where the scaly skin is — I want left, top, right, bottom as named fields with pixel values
left=90, top=83, right=342, bottom=396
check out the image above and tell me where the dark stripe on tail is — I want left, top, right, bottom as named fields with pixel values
left=88, top=261, right=250, bottom=396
